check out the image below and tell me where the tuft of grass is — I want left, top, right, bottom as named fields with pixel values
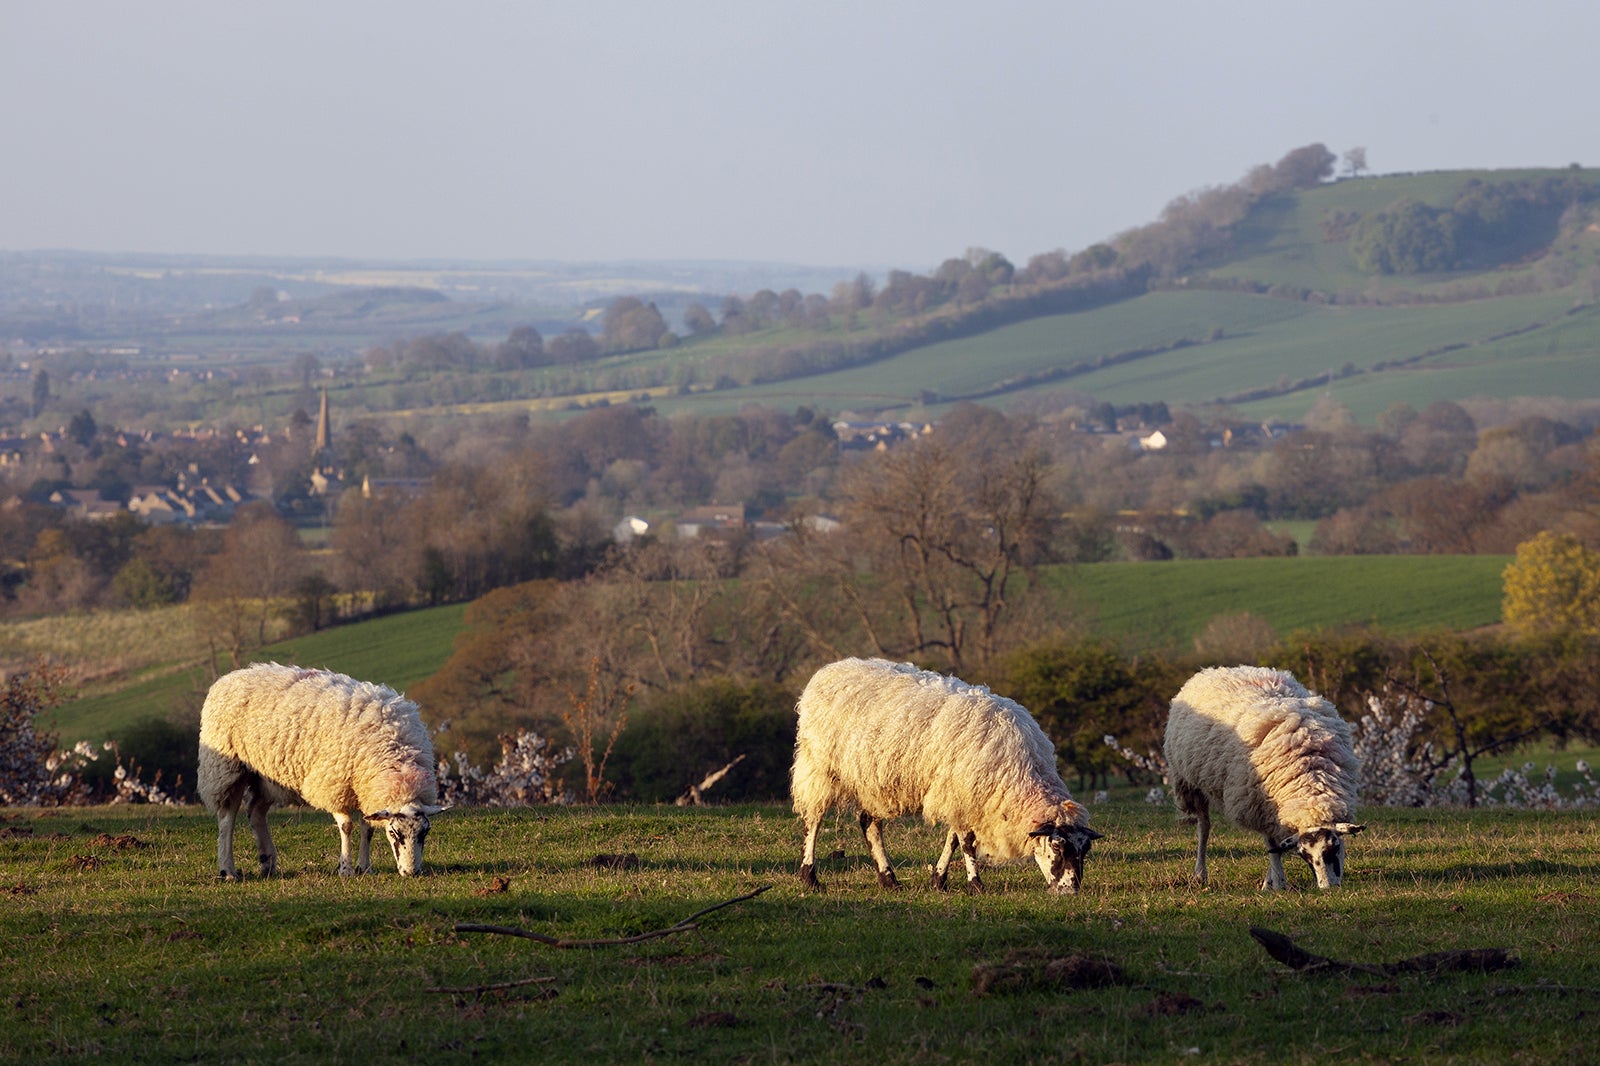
left=1, top=801, right=1596, bottom=1063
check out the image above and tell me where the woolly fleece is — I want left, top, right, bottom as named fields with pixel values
left=791, top=657, right=1087, bottom=862
left=198, top=663, right=438, bottom=817
left=1164, top=665, right=1359, bottom=838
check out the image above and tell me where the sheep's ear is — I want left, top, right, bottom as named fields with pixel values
left=1081, top=827, right=1104, bottom=841
left=1335, top=822, right=1366, bottom=836
left=365, top=810, right=392, bottom=824
left=1027, top=825, right=1055, bottom=838
left=420, top=804, right=449, bottom=816
left=1268, top=835, right=1299, bottom=854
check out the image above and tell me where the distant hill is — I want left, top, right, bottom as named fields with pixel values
left=619, top=166, right=1600, bottom=424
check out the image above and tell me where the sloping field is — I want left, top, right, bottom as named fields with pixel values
left=677, top=285, right=1587, bottom=422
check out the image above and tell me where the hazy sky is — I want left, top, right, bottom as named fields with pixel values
left=4, top=1, right=1596, bottom=273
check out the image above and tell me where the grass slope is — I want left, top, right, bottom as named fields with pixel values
left=2, top=801, right=1595, bottom=1063
left=40, top=603, right=467, bottom=744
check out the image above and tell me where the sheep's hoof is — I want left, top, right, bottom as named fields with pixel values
left=799, top=864, right=822, bottom=890
left=964, top=879, right=986, bottom=896
left=931, top=871, right=949, bottom=892
left=216, top=870, right=239, bottom=883
left=257, top=856, right=277, bottom=877
left=877, top=869, right=901, bottom=890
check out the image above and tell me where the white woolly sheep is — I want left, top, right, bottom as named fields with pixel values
left=197, top=663, right=447, bottom=879
left=791, top=657, right=1101, bottom=895
left=1164, top=665, right=1364, bottom=890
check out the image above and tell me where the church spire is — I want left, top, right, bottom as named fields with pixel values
left=314, top=386, right=331, bottom=454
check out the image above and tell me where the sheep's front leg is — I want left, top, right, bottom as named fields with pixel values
left=932, top=831, right=958, bottom=890
left=357, top=819, right=374, bottom=874
left=1194, top=807, right=1211, bottom=885
left=333, top=812, right=359, bottom=876
left=1262, top=833, right=1289, bottom=890
left=246, top=790, right=277, bottom=877
left=859, top=812, right=899, bottom=889
left=957, top=830, right=984, bottom=894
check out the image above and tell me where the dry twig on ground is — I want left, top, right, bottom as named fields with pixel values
left=455, top=884, right=773, bottom=949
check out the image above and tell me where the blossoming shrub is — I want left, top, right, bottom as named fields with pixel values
left=436, top=728, right=573, bottom=807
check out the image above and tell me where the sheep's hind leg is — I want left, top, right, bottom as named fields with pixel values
left=245, top=789, right=277, bottom=877
left=215, top=801, right=241, bottom=881
left=799, top=816, right=823, bottom=889
left=860, top=812, right=899, bottom=889
left=1194, top=807, right=1210, bottom=886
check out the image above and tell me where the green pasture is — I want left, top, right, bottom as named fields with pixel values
left=1043, top=554, right=1508, bottom=651
left=2, top=800, right=1595, bottom=1063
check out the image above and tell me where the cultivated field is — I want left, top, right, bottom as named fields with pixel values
left=2, top=800, right=1595, bottom=1063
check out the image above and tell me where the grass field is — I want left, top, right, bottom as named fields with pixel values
left=2, top=799, right=1596, bottom=1063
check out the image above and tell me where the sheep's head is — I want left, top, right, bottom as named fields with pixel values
left=1028, top=821, right=1103, bottom=895
left=1273, top=822, right=1365, bottom=889
left=365, top=803, right=449, bottom=876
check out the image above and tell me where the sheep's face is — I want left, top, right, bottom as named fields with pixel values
left=1029, top=823, right=1103, bottom=895
left=1280, top=822, right=1365, bottom=889
left=366, top=803, right=448, bottom=876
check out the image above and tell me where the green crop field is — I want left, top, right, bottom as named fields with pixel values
left=2, top=800, right=1596, bottom=1063
left=647, top=285, right=1592, bottom=425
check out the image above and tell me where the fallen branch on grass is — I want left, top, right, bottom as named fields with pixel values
left=676, top=754, right=747, bottom=806
left=425, top=975, right=558, bottom=995
left=1248, top=926, right=1517, bottom=976
left=454, top=884, right=772, bottom=949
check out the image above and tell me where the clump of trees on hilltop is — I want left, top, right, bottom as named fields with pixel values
left=1351, top=174, right=1600, bottom=275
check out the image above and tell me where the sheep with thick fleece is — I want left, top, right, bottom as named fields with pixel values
left=1164, top=665, right=1364, bottom=890
left=792, top=657, right=1100, bottom=894
left=198, top=663, right=446, bottom=878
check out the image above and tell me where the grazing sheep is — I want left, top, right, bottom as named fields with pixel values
left=198, top=663, right=447, bottom=879
left=791, top=657, right=1101, bottom=895
left=1164, top=665, right=1364, bottom=890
